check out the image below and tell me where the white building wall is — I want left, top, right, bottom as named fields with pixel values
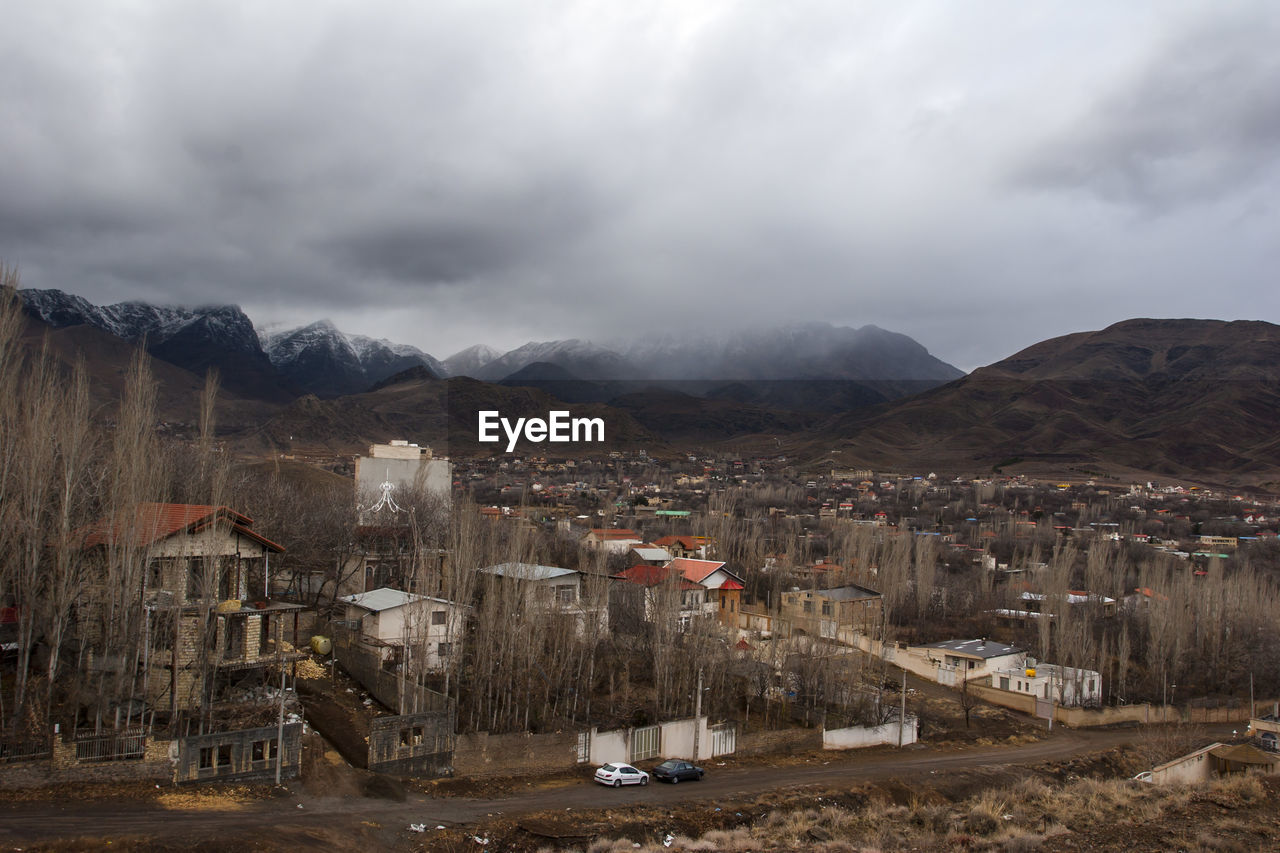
left=823, top=715, right=918, bottom=750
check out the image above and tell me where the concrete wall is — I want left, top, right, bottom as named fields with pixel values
left=657, top=717, right=711, bottom=761
left=823, top=715, right=918, bottom=750
left=589, top=728, right=629, bottom=765
left=1150, top=746, right=1217, bottom=785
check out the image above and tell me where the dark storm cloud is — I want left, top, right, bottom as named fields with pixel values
left=1013, top=11, right=1280, bottom=210
left=1, top=2, right=1277, bottom=369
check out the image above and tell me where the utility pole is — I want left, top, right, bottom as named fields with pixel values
left=898, top=669, right=906, bottom=747
left=692, top=669, right=703, bottom=761
left=275, top=619, right=286, bottom=785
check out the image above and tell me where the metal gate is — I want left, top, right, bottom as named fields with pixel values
left=1035, top=698, right=1054, bottom=720
left=709, top=723, right=736, bottom=757
left=575, top=730, right=591, bottom=763
left=630, top=725, right=660, bottom=762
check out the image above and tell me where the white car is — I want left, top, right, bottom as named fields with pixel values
left=594, top=763, right=649, bottom=787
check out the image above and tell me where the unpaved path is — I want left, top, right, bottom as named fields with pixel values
left=1, top=724, right=1220, bottom=849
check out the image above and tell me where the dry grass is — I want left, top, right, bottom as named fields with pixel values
left=541, top=772, right=1277, bottom=853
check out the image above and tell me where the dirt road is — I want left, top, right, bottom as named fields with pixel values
left=1, top=724, right=1220, bottom=849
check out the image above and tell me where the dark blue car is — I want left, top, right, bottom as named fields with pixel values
left=652, top=759, right=704, bottom=783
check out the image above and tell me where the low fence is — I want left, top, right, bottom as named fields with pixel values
left=75, top=726, right=146, bottom=762
left=823, top=714, right=918, bottom=750
left=368, top=709, right=455, bottom=777
left=0, top=729, right=172, bottom=790
left=968, top=682, right=1279, bottom=728
left=0, top=734, right=51, bottom=764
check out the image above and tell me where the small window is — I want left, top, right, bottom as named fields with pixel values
left=199, top=746, right=214, bottom=769
left=821, top=602, right=832, bottom=616
left=431, top=610, right=447, bottom=625
left=217, top=744, right=232, bottom=767
left=803, top=601, right=814, bottom=614
left=438, top=642, right=452, bottom=657
left=252, top=740, right=266, bottom=762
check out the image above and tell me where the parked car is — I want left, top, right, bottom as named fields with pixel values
left=652, top=759, right=704, bottom=784
left=594, top=763, right=649, bottom=787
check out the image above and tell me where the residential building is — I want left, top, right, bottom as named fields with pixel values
left=988, top=661, right=1102, bottom=706
left=477, top=562, right=608, bottom=635
left=779, top=584, right=883, bottom=641
left=582, top=529, right=644, bottom=553
left=80, top=503, right=302, bottom=714
left=337, top=587, right=466, bottom=673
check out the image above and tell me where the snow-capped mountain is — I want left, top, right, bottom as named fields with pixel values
left=260, top=320, right=445, bottom=398
left=473, top=339, right=638, bottom=381
left=20, top=288, right=294, bottom=400
left=442, top=344, right=502, bottom=378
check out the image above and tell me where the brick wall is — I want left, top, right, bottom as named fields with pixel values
left=735, top=727, right=822, bottom=756
left=368, top=711, right=455, bottom=777
left=0, top=736, right=173, bottom=790
left=452, top=730, right=579, bottom=778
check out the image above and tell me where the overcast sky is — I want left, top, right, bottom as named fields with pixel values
left=3, top=1, right=1278, bottom=371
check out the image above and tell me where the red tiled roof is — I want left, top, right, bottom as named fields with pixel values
left=719, top=579, right=744, bottom=590
left=82, top=503, right=284, bottom=553
left=588, top=528, right=639, bottom=539
left=615, top=564, right=701, bottom=590
left=668, top=558, right=727, bottom=584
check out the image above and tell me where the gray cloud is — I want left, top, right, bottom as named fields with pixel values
left=1, top=1, right=1277, bottom=370
left=1013, top=10, right=1280, bottom=211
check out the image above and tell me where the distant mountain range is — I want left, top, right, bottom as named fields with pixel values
left=18, top=289, right=963, bottom=404
left=19, top=287, right=1277, bottom=483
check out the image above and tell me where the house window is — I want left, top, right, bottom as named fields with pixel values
left=187, top=557, right=208, bottom=599
left=147, top=559, right=163, bottom=591
left=803, top=601, right=814, bottom=614
left=555, top=585, right=576, bottom=604
left=720, top=597, right=725, bottom=610
left=821, top=602, right=832, bottom=616
left=260, top=615, right=272, bottom=655
left=199, top=746, right=214, bottom=769
left=431, top=610, right=447, bottom=626
left=217, top=744, right=232, bottom=767
left=223, top=617, right=244, bottom=656
left=438, top=642, right=452, bottom=657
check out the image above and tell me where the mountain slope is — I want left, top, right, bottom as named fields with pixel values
left=818, top=319, right=1280, bottom=482
left=443, top=344, right=502, bottom=378
left=260, top=321, right=444, bottom=398
left=20, top=289, right=295, bottom=401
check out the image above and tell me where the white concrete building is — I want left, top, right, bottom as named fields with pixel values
left=989, top=661, right=1102, bottom=706
left=338, top=587, right=466, bottom=672
left=355, top=440, right=451, bottom=521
